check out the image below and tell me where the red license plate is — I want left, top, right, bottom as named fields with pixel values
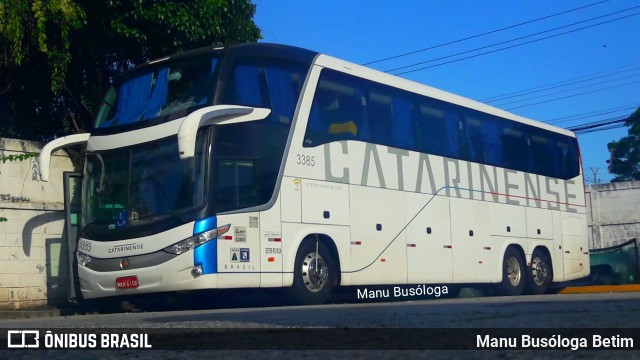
left=116, top=276, right=139, bottom=289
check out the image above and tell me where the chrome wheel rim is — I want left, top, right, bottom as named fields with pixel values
left=301, top=252, right=328, bottom=293
left=531, top=257, right=549, bottom=286
left=506, top=256, right=521, bottom=287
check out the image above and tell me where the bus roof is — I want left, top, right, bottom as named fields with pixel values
left=130, top=42, right=318, bottom=72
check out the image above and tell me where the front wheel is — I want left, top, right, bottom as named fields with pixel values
left=289, top=240, right=336, bottom=305
left=496, top=247, right=525, bottom=296
left=524, top=249, right=553, bottom=295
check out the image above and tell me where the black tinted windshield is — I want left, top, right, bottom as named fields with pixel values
left=81, top=132, right=208, bottom=239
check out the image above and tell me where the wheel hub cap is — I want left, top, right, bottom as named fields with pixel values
left=531, top=257, right=548, bottom=285
left=301, top=252, right=328, bottom=292
left=506, top=256, right=521, bottom=286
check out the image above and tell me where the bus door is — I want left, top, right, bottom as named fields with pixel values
left=63, top=172, right=82, bottom=302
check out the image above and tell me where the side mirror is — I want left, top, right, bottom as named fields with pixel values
left=38, top=133, right=90, bottom=181
left=177, top=105, right=271, bottom=159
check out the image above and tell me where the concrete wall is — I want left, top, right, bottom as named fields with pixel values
left=586, top=180, right=640, bottom=249
left=0, top=138, right=75, bottom=309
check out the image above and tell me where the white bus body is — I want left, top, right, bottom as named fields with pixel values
left=40, top=44, right=589, bottom=304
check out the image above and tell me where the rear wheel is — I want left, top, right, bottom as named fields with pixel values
left=289, top=239, right=336, bottom=305
left=496, top=247, right=525, bottom=296
left=524, top=249, right=553, bottom=295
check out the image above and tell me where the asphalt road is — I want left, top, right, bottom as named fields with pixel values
left=1, top=291, right=639, bottom=358
left=2, top=291, right=640, bottom=328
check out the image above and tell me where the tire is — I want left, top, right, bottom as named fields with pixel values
left=524, top=249, right=553, bottom=295
left=288, top=239, right=336, bottom=305
left=496, top=247, right=525, bottom=296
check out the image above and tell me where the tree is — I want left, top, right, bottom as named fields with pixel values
left=0, top=0, right=86, bottom=140
left=0, top=0, right=261, bottom=141
left=607, top=107, right=640, bottom=182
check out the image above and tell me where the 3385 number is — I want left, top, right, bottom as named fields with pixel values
left=78, top=239, right=92, bottom=252
left=296, top=154, right=316, bottom=167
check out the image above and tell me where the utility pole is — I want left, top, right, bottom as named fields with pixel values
left=589, top=167, right=603, bottom=248
left=590, top=167, right=599, bottom=185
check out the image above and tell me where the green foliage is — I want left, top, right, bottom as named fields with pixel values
left=0, top=0, right=86, bottom=91
left=0, top=152, right=39, bottom=163
left=0, top=217, right=7, bottom=222
left=607, top=107, right=640, bottom=182
left=0, top=0, right=261, bottom=141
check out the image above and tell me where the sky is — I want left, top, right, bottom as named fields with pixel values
left=252, top=0, right=640, bottom=184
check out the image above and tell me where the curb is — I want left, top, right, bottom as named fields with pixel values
left=558, top=284, right=640, bottom=294
left=0, top=308, right=61, bottom=320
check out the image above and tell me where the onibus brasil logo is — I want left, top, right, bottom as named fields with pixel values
left=6, top=330, right=152, bottom=349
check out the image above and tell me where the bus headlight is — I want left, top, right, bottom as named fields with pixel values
left=163, top=223, right=231, bottom=255
left=77, top=252, right=92, bottom=267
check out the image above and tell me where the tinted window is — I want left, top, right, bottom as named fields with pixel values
left=416, top=102, right=459, bottom=158
left=96, top=57, right=217, bottom=128
left=214, top=59, right=309, bottom=212
left=502, top=122, right=528, bottom=171
left=304, top=69, right=580, bottom=180
left=462, top=115, right=484, bottom=163
left=224, top=60, right=305, bottom=125
left=305, top=72, right=367, bottom=146
left=305, top=70, right=416, bottom=150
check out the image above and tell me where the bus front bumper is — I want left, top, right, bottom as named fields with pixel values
left=77, top=250, right=217, bottom=299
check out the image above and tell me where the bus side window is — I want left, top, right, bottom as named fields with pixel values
left=482, top=116, right=503, bottom=166
left=391, top=97, right=414, bottom=149
left=264, top=67, right=304, bottom=124
left=327, top=85, right=367, bottom=140
left=230, top=64, right=269, bottom=108
left=530, top=132, right=554, bottom=177
left=368, top=90, right=393, bottom=146
left=462, top=115, right=484, bottom=163
left=216, top=158, right=257, bottom=210
left=502, top=123, right=528, bottom=171
left=417, top=103, right=449, bottom=157
left=226, top=61, right=306, bottom=125
left=305, top=70, right=368, bottom=146
left=556, top=138, right=580, bottom=179
left=304, top=81, right=336, bottom=146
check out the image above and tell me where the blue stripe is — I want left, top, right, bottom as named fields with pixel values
left=194, top=240, right=217, bottom=274
left=193, top=216, right=217, bottom=274
left=193, top=216, right=217, bottom=235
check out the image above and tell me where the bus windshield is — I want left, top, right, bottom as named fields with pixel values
left=83, top=52, right=312, bottom=238
left=95, top=57, right=218, bottom=128
left=81, top=132, right=207, bottom=236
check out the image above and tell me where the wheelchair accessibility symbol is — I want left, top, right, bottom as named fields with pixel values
left=117, top=211, right=128, bottom=228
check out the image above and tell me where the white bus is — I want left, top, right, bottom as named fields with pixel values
left=39, top=43, right=589, bottom=305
